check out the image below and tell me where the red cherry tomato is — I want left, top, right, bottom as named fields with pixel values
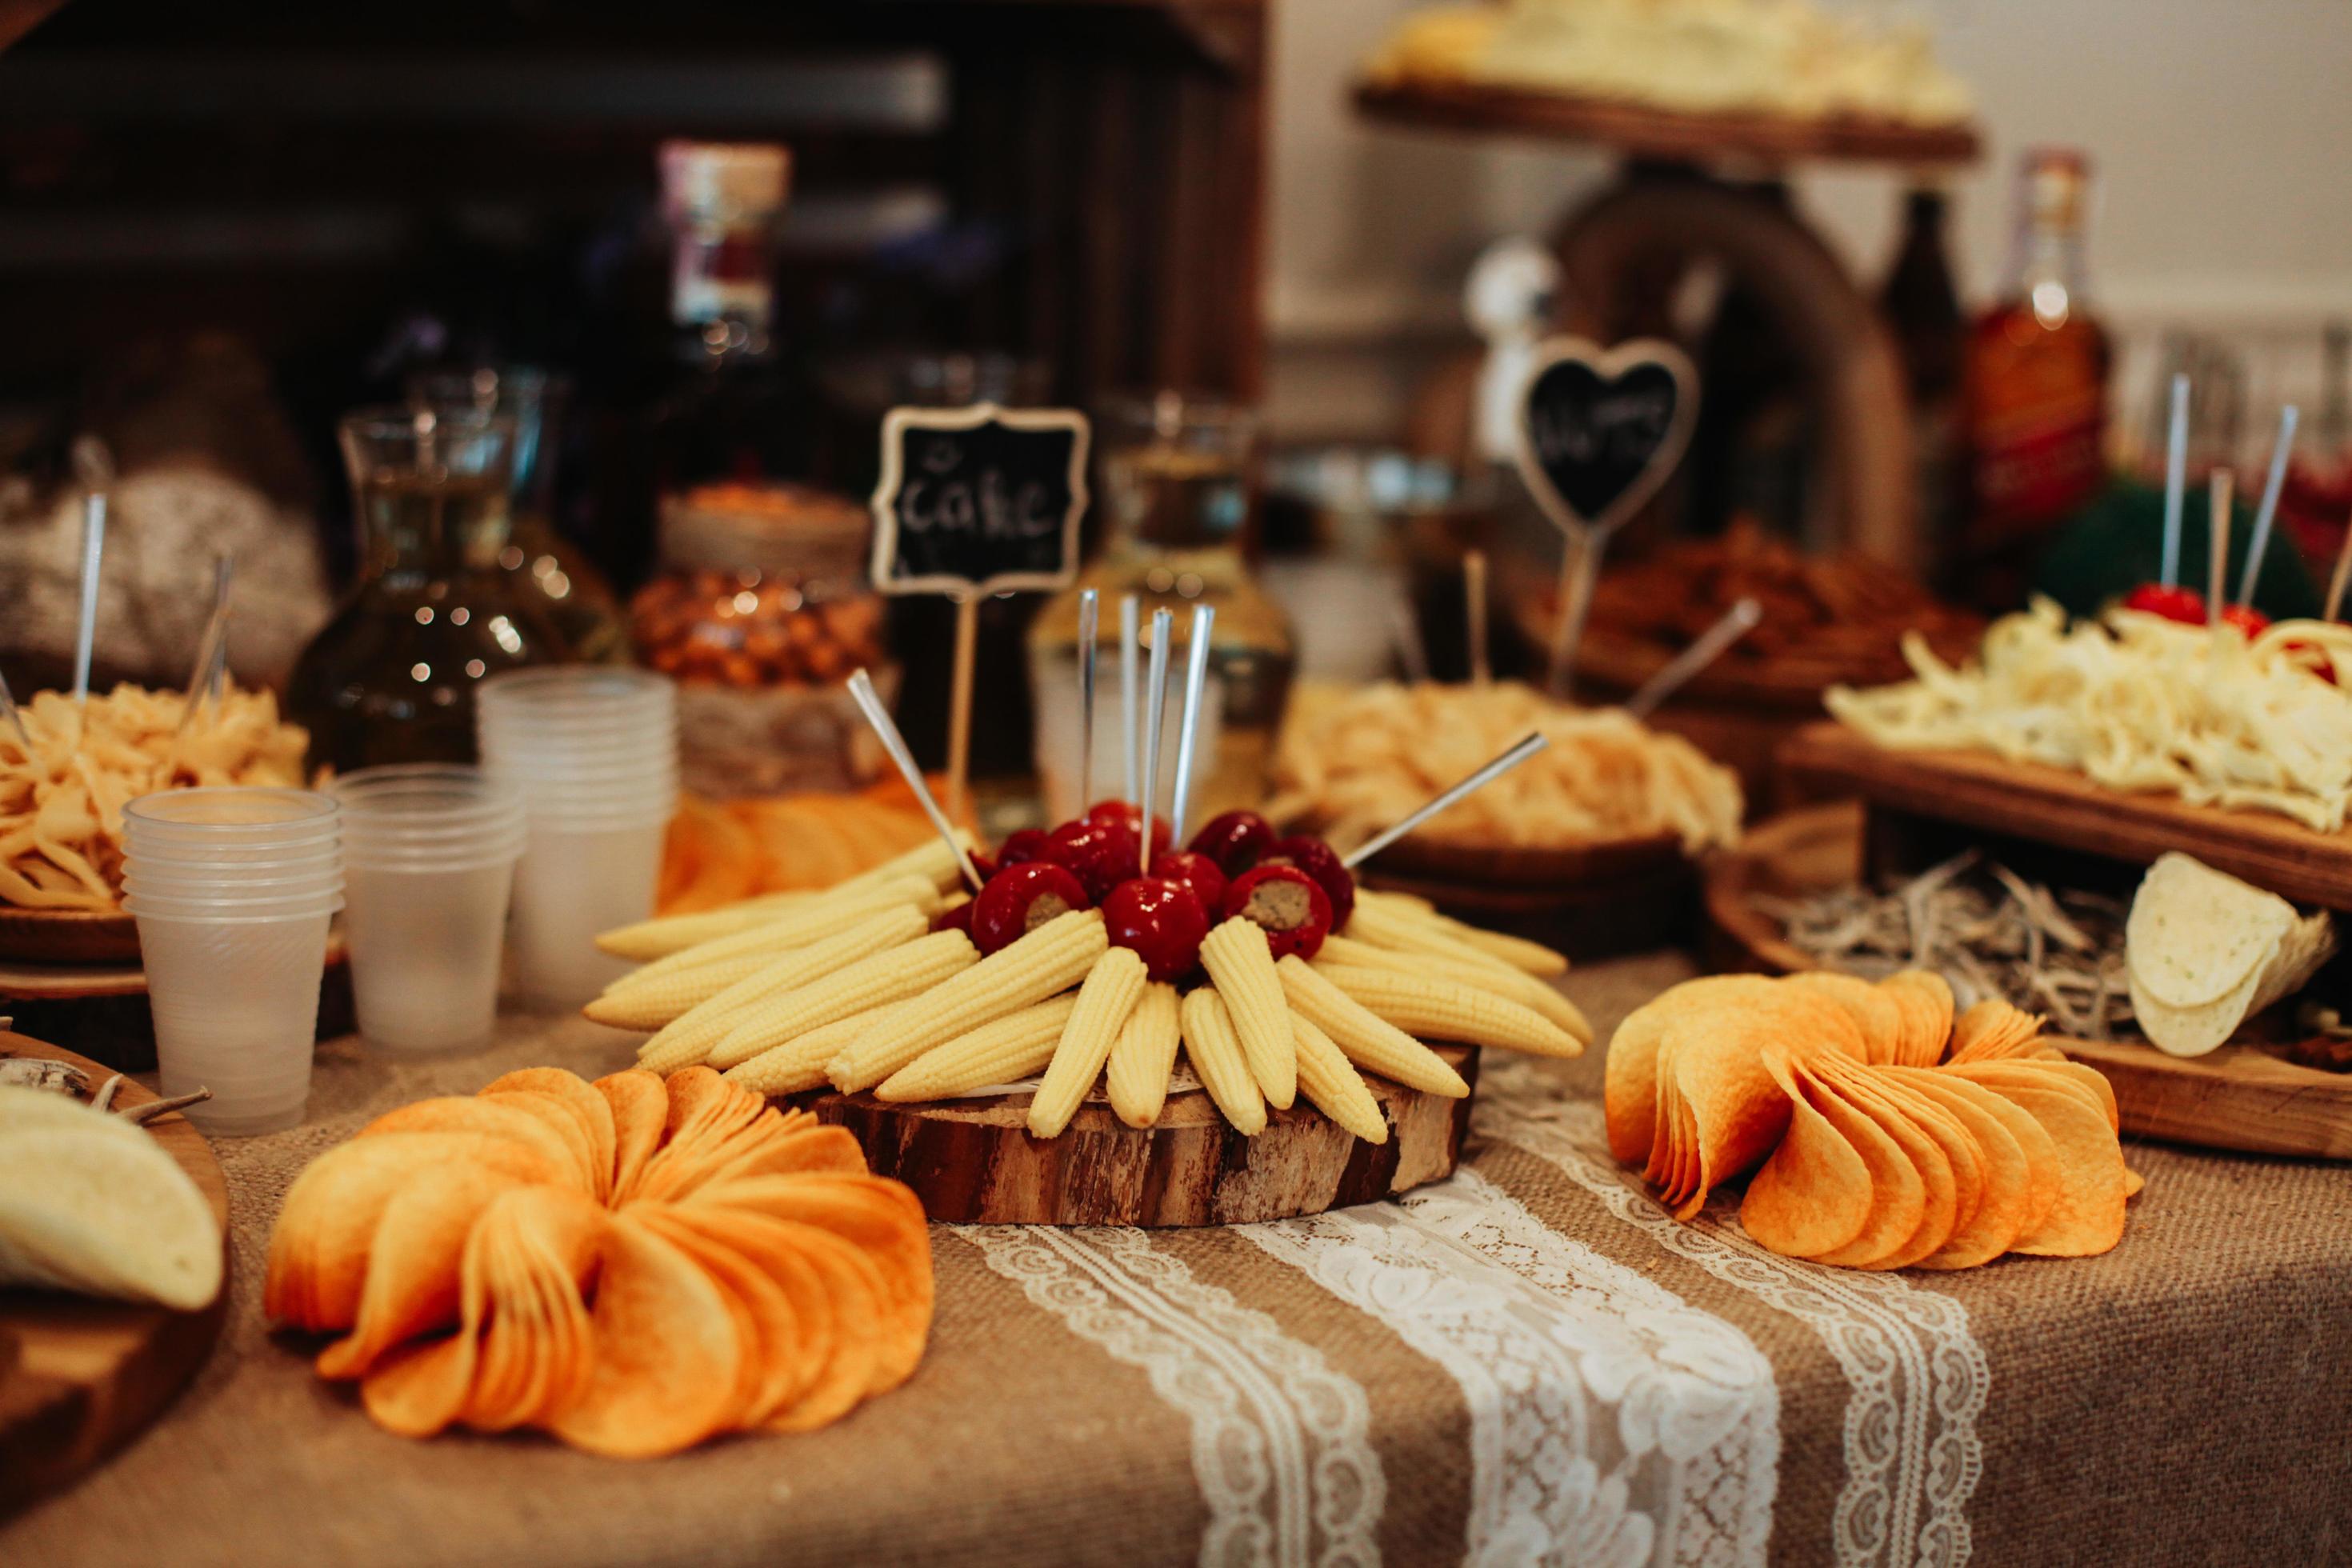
left=2218, top=603, right=2272, bottom=638
left=930, top=899, right=974, bottom=935
left=1221, top=863, right=1334, bottom=961
left=1149, top=850, right=1227, bottom=914
left=995, top=828, right=1051, bottom=866
left=1259, top=834, right=1356, bottom=929
left=1086, top=799, right=1171, bottom=857
left=970, top=861, right=1091, bottom=956
left=1187, top=810, right=1275, bottom=876
left=1102, top=876, right=1210, bottom=982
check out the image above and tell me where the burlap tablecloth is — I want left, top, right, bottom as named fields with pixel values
left=7, top=952, right=2351, bottom=1568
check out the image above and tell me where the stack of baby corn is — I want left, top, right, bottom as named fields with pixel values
left=586, top=834, right=1592, bottom=1141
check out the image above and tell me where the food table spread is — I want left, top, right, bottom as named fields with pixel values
left=8, top=953, right=2350, bottom=1568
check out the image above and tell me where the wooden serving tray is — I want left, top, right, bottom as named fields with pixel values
left=1779, top=722, right=2352, bottom=913
left=1353, top=78, right=1981, bottom=166
left=0, top=907, right=140, bottom=966
left=0, top=1034, right=229, bottom=1518
left=1702, top=803, right=2352, bottom=1160
left=801, top=1047, right=1478, bottom=1226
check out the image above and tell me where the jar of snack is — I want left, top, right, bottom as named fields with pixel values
left=630, top=481, right=891, bottom=796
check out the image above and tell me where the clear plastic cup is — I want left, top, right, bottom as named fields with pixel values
left=123, top=787, right=342, bottom=1134
left=505, top=818, right=669, bottom=1006
left=330, top=766, right=525, bottom=1053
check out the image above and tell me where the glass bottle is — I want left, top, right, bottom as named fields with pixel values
left=1026, top=393, right=1294, bottom=823
left=1960, top=148, right=2112, bottom=606
left=286, top=407, right=570, bottom=772
left=631, top=139, right=826, bottom=590
left=1879, top=183, right=1967, bottom=572
left=409, top=366, right=630, bottom=663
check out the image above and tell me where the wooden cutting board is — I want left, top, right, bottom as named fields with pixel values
left=1779, top=722, right=2352, bottom=912
left=1702, top=804, right=2352, bottom=1160
left=0, top=1034, right=230, bottom=1518
left=803, top=1047, right=1478, bottom=1226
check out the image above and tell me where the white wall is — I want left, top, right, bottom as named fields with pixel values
left=1265, top=0, right=2352, bottom=447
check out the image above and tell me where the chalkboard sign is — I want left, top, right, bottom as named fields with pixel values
left=870, top=403, right=1090, bottom=598
left=1510, top=338, right=1698, bottom=536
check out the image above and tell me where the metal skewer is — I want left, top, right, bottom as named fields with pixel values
left=2161, top=372, right=2190, bottom=589
left=846, top=667, right=982, bottom=892
left=178, top=552, right=236, bottom=735
left=2238, top=403, right=2298, bottom=606
left=69, top=438, right=113, bottom=706
left=1137, top=609, right=1172, bottom=878
left=1168, top=604, right=1214, bottom=846
left=1119, top=594, right=1141, bottom=805
left=1341, top=730, right=1549, bottom=870
left=1624, top=598, right=1761, bottom=719
left=1075, top=588, right=1099, bottom=814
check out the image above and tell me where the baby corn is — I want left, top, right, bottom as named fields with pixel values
left=1276, top=956, right=1469, bottom=1097
left=1028, top=948, right=1148, bottom=1138
left=1314, top=934, right=1590, bottom=1044
left=878, top=995, right=1080, bottom=1102
left=719, top=1005, right=899, bottom=1098
left=705, top=929, right=978, bottom=1071
left=1178, top=988, right=1266, bottom=1136
left=1354, top=890, right=1566, bottom=977
left=1291, top=1014, right=1388, bottom=1143
left=630, top=875, right=943, bottom=984
left=634, top=907, right=932, bottom=1071
left=591, top=905, right=930, bottom=1033
left=1106, top=982, right=1182, bottom=1129
left=1311, top=963, right=1583, bottom=1058
left=829, top=910, right=1108, bottom=1093
left=1198, top=918, right=1297, bottom=1109
left=593, top=891, right=814, bottom=962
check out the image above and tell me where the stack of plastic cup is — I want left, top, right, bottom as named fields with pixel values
left=476, top=667, right=678, bottom=1007
left=329, top=765, right=527, bottom=1054
left=121, top=788, right=342, bottom=1136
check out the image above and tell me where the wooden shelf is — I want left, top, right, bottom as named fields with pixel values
left=1779, top=722, right=2352, bottom=913
left=1353, top=78, right=1980, bottom=166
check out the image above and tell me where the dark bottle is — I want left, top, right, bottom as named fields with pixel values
left=1879, top=184, right=1968, bottom=573
left=286, top=407, right=570, bottom=772
left=631, top=141, right=822, bottom=590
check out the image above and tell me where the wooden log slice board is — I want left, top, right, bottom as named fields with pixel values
left=1702, top=803, right=2352, bottom=1159
left=802, top=1046, right=1478, bottom=1226
left=0, top=1033, right=230, bottom=1518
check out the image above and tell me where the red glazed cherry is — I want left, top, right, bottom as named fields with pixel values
left=1102, top=876, right=1210, bottom=982
left=996, top=828, right=1050, bottom=866
left=1187, top=809, right=1274, bottom=876
left=1222, top=864, right=1333, bottom=961
left=1044, top=818, right=1145, bottom=903
left=930, top=899, right=974, bottom=935
left=2122, top=582, right=2207, bottom=625
left=1258, top=834, right=1355, bottom=929
left=970, top=862, right=1091, bottom=955
left=1086, top=799, right=1171, bottom=857
left=1150, top=850, right=1227, bottom=914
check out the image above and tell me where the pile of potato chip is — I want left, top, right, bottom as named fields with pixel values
left=1607, top=970, right=2138, bottom=1269
left=1267, top=680, right=1742, bottom=855
left=0, top=1082, right=222, bottom=1310
left=2126, top=853, right=2338, bottom=1058
left=265, top=1065, right=932, bottom=1458
left=657, top=775, right=968, bottom=914
left=0, top=682, right=308, bottom=910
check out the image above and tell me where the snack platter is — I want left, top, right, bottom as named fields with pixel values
left=1706, top=802, right=2352, bottom=1158
left=1780, top=720, right=2352, bottom=914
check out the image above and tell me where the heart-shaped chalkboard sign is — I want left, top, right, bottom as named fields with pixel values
left=870, top=402, right=1090, bottom=598
left=1511, top=337, right=1698, bottom=537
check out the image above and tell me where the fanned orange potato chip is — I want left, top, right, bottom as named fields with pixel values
left=1877, top=970, right=1955, bottom=1068
left=1807, top=1055, right=1957, bottom=1270
left=1975, top=1082, right=2127, bottom=1257
left=266, top=1130, right=566, bottom=1331
left=1740, top=1048, right=1873, bottom=1258
left=594, top=1070, right=670, bottom=1202
left=481, top=1070, right=619, bottom=1202
left=1946, top=998, right=2046, bottom=1064
left=1788, top=1057, right=1929, bottom=1268
left=547, top=1215, right=744, bottom=1459
left=1946, top=1058, right=2118, bottom=1132
left=1883, top=1070, right=2033, bottom=1270
left=267, top=1062, right=935, bottom=1457
left=1606, top=976, right=1788, bottom=1163
left=1782, top=972, right=1904, bottom=1064
left=1830, top=1065, right=1978, bottom=1270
